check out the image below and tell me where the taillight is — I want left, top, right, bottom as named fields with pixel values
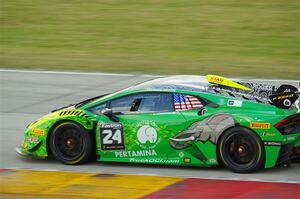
left=275, top=113, right=300, bottom=135
left=294, top=147, right=300, bottom=155
left=275, top=119, right=286, bottom=128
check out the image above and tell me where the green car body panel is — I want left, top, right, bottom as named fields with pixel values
left=18, top=77, right=300, bottom=169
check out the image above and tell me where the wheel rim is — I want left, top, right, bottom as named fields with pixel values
left=224, top=133, right=258, bottom=167
left=53, top=127, right=84, bottom=160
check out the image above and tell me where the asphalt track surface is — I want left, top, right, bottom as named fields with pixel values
left=0, top=69, right=299, bottom=183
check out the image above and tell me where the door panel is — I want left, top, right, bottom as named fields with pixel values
left=98, top=111, right=186, bottom=164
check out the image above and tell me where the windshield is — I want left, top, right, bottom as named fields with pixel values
left=75, top=94, right=109, bottom=108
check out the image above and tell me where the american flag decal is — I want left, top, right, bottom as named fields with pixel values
left=173, top=94, right=203, bottom=111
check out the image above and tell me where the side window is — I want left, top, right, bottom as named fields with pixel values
left=88, top=93, right=175, bottom=115
left=110, top=95, right=137, bottom=112
left=89, top=93, right=204, bottom=115
left=138, top=93, right=173, bottom=112
left=87, top=95, right=137, bottom=115
left=110, top=93, right=174, bottom=113
left=173, top=93, right=203, bottom=111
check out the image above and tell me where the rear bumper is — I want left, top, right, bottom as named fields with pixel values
left=276, top=142, right=300, bottom=166
left=276, top=143, right=294, bottom=166
left=292, top=146, right=300, bottom=161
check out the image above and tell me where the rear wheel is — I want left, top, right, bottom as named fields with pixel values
left=219, top=127, right=265, bottom=173
left=49, top=122, right=92, bottom=165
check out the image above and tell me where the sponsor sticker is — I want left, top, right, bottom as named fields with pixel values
left=262, top=132, right=275, bottom=137
left=283, top=136, right=296, bottom=142
left=129, top=158, right=179, bottom=164
left=183, top=157, right=191, bottom=163
left=209, top=76, right=225, bottom=84
left=227, top=100, right=243, bottom=107
left=272, top=93, right=294, bottom=100
left=100, top=123, right=125, bottom=151
left=27, top=136, right=38, bottom=143
left=137, top=125, right=157, bottom=145
left=264, top=141, right=281, bottom=146
left=250, top=122, right=270, bottom=129
left=135, top=121, right=161, bottom=149
left=32, top=128, right=45, bottom=136
left=115, top=149, right=157, bottom=158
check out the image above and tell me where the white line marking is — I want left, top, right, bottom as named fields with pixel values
left=2, top=167, right=299, bottom=184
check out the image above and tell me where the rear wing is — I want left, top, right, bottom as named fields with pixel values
left=268, top=85, right=299, bottom=109
left=206, top=75, right=299, bottom=109
left=207, top=75, right=252, bottom=91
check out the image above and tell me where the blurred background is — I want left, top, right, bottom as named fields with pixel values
left=1, top=0, right=299, bottom=79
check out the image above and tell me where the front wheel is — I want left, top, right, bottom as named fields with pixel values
left=49, top=121, right=92, bottom=165
left=218, top=127, right=265, bottom=173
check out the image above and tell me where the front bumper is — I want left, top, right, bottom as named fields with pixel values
left=16, top=138, right=47, bottom=159
left=16, top=146, right=28, bottom=157
left=16, top=146, right=46, bottom=159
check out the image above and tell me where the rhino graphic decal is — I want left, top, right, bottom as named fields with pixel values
left=170, top=113, right=236, bottom=149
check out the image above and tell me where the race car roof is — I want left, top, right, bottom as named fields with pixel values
left=132, top=75, right=210, bottom=92
left=129, top=75, right=269, bottom=104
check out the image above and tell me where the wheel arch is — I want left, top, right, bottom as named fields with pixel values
left=216, top=125, right=237, bottom=165
left=46, top=119, right=96, bottom=156
left=216, top=125, right=266, bottom=170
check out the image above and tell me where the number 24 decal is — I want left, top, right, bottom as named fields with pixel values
left=100, top=123, right=125, bottom=150
left=102, top=129, right=123, bottom=144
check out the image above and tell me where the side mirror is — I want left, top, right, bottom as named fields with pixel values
left=101, top=108, right=120, bottom=122
left=101, top=108, right=113, bottom=115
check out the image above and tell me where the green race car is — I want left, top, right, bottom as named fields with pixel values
left=17, top=75, right=300, bottom=173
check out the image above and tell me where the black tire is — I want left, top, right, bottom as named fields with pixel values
left=49, top=121, right=92, bottom=165
left=218, top=127, right=265, bottom=173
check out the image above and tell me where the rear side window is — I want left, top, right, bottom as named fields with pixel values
left=137, top=93, right=173, bottom=112
left=173, top=93, right=203, bottom=111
